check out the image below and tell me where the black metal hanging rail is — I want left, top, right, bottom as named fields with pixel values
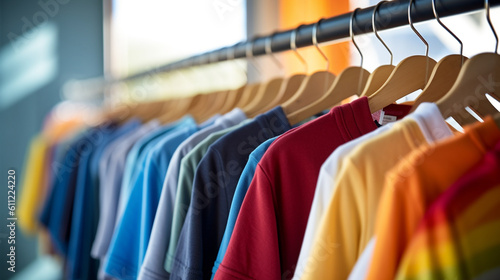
left=118, top=0, right=499, bottom=83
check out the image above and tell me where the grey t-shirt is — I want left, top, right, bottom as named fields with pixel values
left=138, top=110, right=247, bottom=280
left=91, top=120, right=161, bottom=259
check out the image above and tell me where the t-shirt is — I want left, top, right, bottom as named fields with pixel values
left=299, top=103, right=453, bottom=280
left=19, top=135, right=49, bottom=234
left=68, top=119, right=140, bottom=280
left=39, top=126, right=112, bottom=256
left=117, top=116, right=196, bottom=220
left=139, top=124, right=247, bottom=280
left=214, top=97, right=379, bottom=280
left=161, top=109, right=246, bottom=217
left=366, top=117, right=500, bottom=280
left=211, top=136, right=277, bottom=278
left=91, top=120, right=160, bottom=260
left=294, top=102, right=426, bottom=279
left=396, top=140, right=500, bottom=280
left=104, top=119, right=204, bottom=279
left=169, top=106, right=292, bottom=280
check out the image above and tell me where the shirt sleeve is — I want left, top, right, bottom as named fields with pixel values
left=214, top=164, right=281, bottom=280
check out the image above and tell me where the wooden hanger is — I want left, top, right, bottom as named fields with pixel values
left=196, top=91, right=224, bottom=122
left=258, top=74, right=306, bottom=114
left=288, top=9, right=370, bottom=125
left=220, top=46, right=250, bottom=112
left=368, top=0, right=437, bottom=113
left=282, top=20, right=336, bottom=118
left=219, top=88, right=238, bottom=113
left=167, top=94, right=203, bottom=123
left=231, top=86, right=246, bottom=108
left=103, top=100, right=162, bottom=124
left=261, top=26, right=310, bottom=112
left=410, top=0, right=469, bottom=112
left=127, top=97, right=178, bottom=123
left=274, top=74, right=306, bottom=105
left=360, top=1, right=395, bottom=98
left=240, top=38, right=281, bottom=117
left=437, top=0, right=500, bottom=125
left=237, top=83, right=260, bottom=108
left=156, top=96, right=191, bottom=124
left=360, top=65, right=395, bottom=98
left=410, top=55, right=468, bottom=109
left=437, top=53, right=500, bottom=124
left=245, top=35, right=288, bottom=117
left=244, top=78, right=283, bottom=117
left=207, top=90, right=229, bottom=115
left=154, top=97, right=179, bottom=124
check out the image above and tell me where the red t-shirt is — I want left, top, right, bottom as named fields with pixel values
left=215, top=97, right=408, bottom=280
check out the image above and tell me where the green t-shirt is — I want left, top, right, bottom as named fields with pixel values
left=165, top=119, right=252, bottom=272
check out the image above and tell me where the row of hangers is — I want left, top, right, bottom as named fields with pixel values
left=106, top=0, right=500, bottom=129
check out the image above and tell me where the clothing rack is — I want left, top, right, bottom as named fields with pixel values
left=75, top=0, right=500, bottom=90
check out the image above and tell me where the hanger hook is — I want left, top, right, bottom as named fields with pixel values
left=350, top=8, right=363, bottom=68
left=210, top=52, right=217, bottom=64
left=485, top=0, right=499, bottom=53
left=246, top=40, right=253, bottom=60
left=373, top=1, right=393, bottom=65
left=265, top=33, right=284, bottom=73
left=432, top=0, right=464, bottom=65
left=230, top=43, right=248, bottom=83
left=246, top=39, right=262, bottom=78
left=227, top=46, right=233, bottom=61
left=291, top=24, right=308, bottom=73
left=408, top=0, right=430, bottom=58
left=312, top=18, right=330, bottom=71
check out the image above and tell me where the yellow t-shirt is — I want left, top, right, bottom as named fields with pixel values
left=301, top=119, right=429, bottom=280
left=18, top=135, right=49, bottom=234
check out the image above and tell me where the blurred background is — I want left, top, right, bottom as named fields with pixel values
left=1, top=0, right=499, bottom=279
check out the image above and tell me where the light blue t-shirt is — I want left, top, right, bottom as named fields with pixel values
left=117, top=116, right=196, bottom=221
left=104, top=116, right=218, bottom=280
left=92, top=120, right=161, bottom=261
left=211, top=136, right=277, bottom=279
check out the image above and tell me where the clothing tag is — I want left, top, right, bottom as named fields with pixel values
left=379, top=110, right=398, bottom=125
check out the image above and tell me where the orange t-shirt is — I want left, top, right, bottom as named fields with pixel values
left=366, top=117, right=500, bottom=280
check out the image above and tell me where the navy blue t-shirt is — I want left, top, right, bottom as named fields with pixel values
left=39, top=125, right=115, bottom=256
left=169, top=107, right=292, bottom=280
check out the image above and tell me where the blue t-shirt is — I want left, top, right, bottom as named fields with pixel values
left=104, top=119, right=212, bottom=279
left=169, top=107, right=292, bottom=280
left=39, top=127, right=108, bottom=256
left=211, top=136, right=277, bottom=278
left=117, top=116, right=196, bottom=220
left=67, top=120, right=140, bottom=280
